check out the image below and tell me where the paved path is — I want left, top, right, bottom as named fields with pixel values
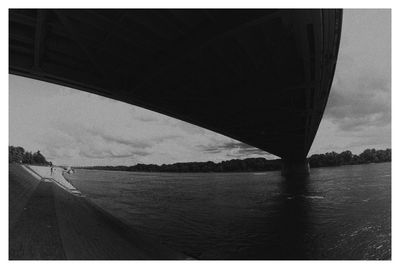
left=27, top=166, right=81, bottom=195
left=9, top=164, right=190, bottom=260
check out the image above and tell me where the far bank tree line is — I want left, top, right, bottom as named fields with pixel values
left=308, top=148, right=391, bottom=167
left=9, top=145, right=390, bottom=172
left=9, top=146, right=51, bottom=165
left=80, top=148, right=391, bottom=173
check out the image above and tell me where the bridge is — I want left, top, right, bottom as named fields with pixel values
left=9, top=9, right=342, bottom=176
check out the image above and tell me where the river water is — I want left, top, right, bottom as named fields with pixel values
left=65, top=162, right=391, bottom=260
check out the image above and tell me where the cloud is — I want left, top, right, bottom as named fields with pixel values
left=79, top=149, right=150, bottom=159
left=10, top=74, right=256, bottom=165
left=322, top=10, right=391, bottom=133
left=88, top=130, right=152, bottom=149
left=325, top=74, right=391, bottom=131
left=200, top=140, right=272, bottom=158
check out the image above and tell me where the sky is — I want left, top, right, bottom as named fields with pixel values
left=9, top=9, right=391, bottom=166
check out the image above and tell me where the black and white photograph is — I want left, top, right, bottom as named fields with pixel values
left=6, top=3, right=393, bottom=263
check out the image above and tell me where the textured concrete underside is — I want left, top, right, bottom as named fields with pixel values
left=9, top=10, right=342, bottom=161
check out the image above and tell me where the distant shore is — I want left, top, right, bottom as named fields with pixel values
left=77, top=148, right=391, bottom=173
left=9, top=145, right=390, bottom=173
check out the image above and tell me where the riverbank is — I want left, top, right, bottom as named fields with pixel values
left=75, top=148, right=390, bottom=173
left=9, top=164, right=190, bottom=260
left=78, top=160, right=392, bottom=173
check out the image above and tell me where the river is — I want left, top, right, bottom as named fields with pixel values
left=65, top=162, right=391, bottom=260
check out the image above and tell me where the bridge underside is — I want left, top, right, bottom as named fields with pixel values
left=9, top=9, right=342, bottom=162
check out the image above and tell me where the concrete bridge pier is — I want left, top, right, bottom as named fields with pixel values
left=281, top=159, right=310, bottom=177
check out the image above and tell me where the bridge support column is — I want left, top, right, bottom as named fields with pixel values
left=281, top=159, right=310, bottom=177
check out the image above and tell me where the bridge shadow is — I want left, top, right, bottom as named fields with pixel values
left=238, top=174, right=313, bottom=260
left=271, top=175, right=313, bottom=259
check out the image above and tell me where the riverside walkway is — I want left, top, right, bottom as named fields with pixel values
left=9, top=164, right=189, bottom=260
left=28, top=166, right=81, bottom=196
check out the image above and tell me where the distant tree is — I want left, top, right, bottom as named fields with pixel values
left=9, top=146, right=24, bottom=163
left=22, top=151, right=33, bottom=164
left=376, top=148, right=391, bottom=162
left=9, top=146, right=50, bottom=165
left=359, top=149, right=377, bottom=163
left=32, top=150, right=48, bottom=165
left=339, top=150, right=353, bottom=165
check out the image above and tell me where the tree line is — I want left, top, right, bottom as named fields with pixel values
left=80, top=148, right=391, bottom=173
left=308, top=148, right=391, bottom=168
left=80, top=158, right=282, bottom=173
left=9, top=145, right=390, bottom=172
left=9, top=146, right=51, bottom=165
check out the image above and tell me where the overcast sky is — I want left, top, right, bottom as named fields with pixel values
left=9, top=9, right=391, bottom=166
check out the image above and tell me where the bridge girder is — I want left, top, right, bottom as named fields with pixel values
left=9, top=9, right=342, bottom=160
